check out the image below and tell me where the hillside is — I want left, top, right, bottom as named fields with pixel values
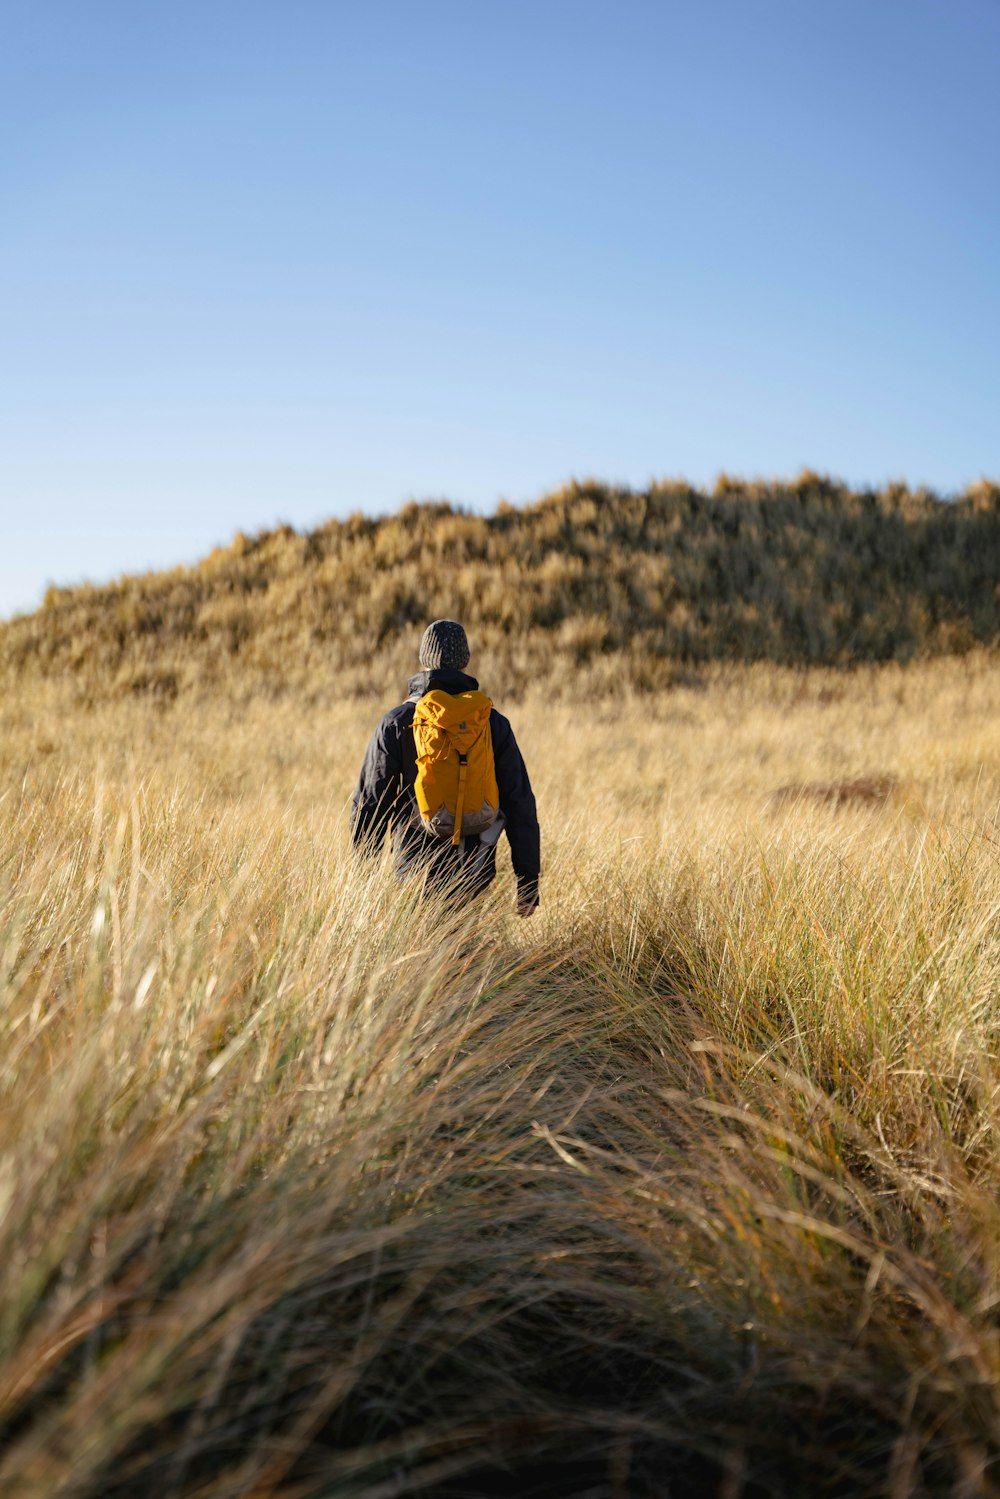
left=4, top=472, right=1000, bottom=700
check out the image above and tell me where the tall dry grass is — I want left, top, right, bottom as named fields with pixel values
left=2, top=657, right=1000, bottom=1495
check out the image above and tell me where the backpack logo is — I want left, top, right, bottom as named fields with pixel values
left=412, top=690, right=499, bottom=846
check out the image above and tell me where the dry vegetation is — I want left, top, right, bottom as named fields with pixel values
left=3, top=648, right=1000, bottom=1496
left=3, top=473, right=1000, bottom=703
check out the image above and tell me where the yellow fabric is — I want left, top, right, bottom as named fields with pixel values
left=412, top=689, right=499, bottom=843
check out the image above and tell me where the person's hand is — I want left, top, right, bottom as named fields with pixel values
left=516, top=881, right=539, bottom=918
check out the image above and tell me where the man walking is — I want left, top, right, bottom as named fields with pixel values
left=351, top=620, right=540, bottom=915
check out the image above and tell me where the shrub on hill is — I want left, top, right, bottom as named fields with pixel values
left=3, top=473, right=999, bottom=700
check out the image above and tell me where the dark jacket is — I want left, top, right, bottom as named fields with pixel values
left=350, top=668, right=540, bottom=903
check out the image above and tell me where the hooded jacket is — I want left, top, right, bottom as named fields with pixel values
left=350, top=668, right=540, bottom=903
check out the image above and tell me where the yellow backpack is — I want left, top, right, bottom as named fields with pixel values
left=412, top=690, right=499, bottom=845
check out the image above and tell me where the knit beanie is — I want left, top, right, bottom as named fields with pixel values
left=418, top=619, right=470, bottom=670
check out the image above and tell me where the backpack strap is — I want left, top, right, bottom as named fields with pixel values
left=451, top=752, right=468, bottom=846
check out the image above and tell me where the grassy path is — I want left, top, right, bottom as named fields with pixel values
left=1, top=673, right=999, bottom=1494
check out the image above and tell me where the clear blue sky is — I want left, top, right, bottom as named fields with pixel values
left=2, top=0, right=998, bottom=618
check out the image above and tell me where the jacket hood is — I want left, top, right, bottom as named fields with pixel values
left=407, top=667, right=480, bottom=700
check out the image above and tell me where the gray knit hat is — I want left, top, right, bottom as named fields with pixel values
left=418, top=619, right=470, bottom=670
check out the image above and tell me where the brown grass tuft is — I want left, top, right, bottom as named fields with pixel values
left=767, top=774, right=901, bottom=810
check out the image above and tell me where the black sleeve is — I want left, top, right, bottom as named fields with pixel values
left=492, top=713, right=540, bottom=893
left=350, top=713, right=405, bottom=853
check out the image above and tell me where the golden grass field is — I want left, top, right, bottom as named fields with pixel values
left=3, top=654, right=1000, bottom=1496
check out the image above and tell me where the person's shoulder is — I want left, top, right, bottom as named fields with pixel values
left=489, top=706, right=516, bottom=745
left=380, top=699, right=416, bottom=733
